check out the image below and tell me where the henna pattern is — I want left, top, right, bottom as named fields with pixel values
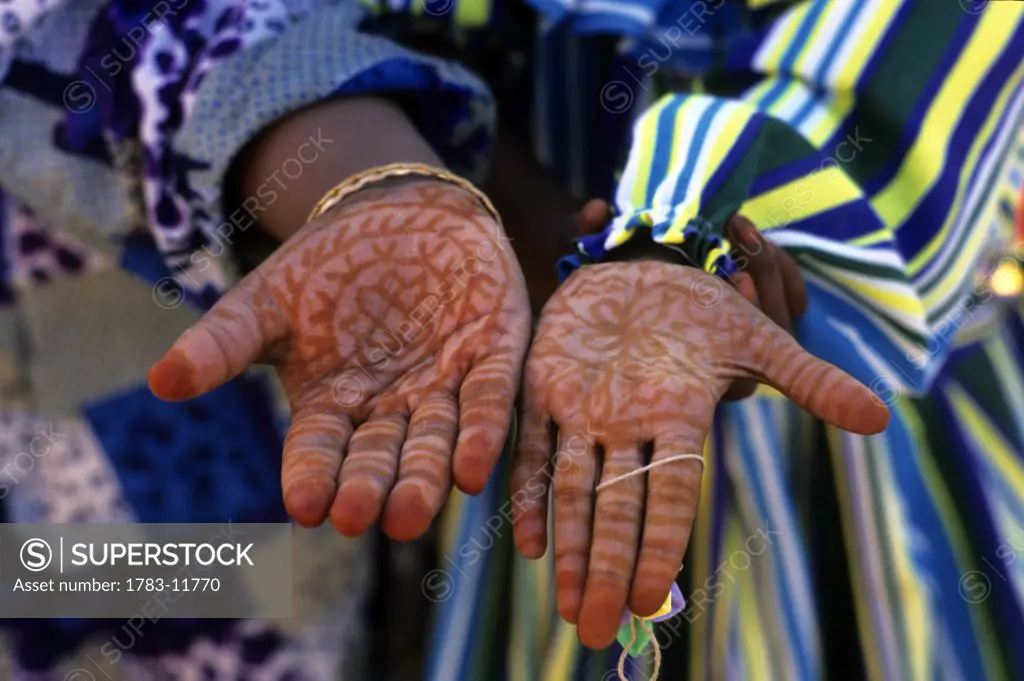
left=512, top=261, right=889, bottom=650
left=149, top=180, right=531, bottom=541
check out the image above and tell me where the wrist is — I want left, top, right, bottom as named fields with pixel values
left=600, top=237, right=696, bottom=268
left=310, top=163, right=501, bottom=233
left=573, top=217, right=734, bottom=275
left=235, top=96, right=444, bottom=242
left=314, top=176, right=452, bottom=222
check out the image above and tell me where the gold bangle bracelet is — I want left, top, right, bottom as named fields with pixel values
left=306, top=162, right=502, bottom=225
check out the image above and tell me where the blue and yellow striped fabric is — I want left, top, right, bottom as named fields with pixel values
left=361, top=1, right=1024, bottom=679
left=567, top=0, right=1024, bottom=396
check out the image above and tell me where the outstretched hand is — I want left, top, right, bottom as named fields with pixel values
left=511, top=261, right=888, bottom=649
left=148, top=180, right=531, bottom=540
left=574, top=201, right=808, bottom=400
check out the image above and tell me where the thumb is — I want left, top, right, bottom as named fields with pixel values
left=148, top=274, right=287, bottom=401
left=751, top=315, right=890, bottom=434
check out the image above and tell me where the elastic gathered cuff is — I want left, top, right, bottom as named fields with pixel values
left=556, top=213, right=737, bottom=283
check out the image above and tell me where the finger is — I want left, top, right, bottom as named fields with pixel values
left=629, top=437, right=703, bottom=616
left=576, top=199, right=613, bottom=236
left=148, top=274, right=287, bottom=401
left=577, top=444, right=645, bottom=649
left=551, top=424, right=599, bottom=624
left=330, top=412, right=408, bottom=536
left=453, top=355, right=520, bottom=495
left=731, top=271, right=759, bottom=308
left=512, top=406, right=554, bottom=559
left=282, top=409, right=353, bottom=527
left=382, top=395, right=458, bottom=541
left=730, top=217, right=791, bottom=333
left=752, top=316, right=890, bottom=434
left=770, top=241, right=809, bottom=319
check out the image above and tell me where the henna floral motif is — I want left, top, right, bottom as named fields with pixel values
left=512, top=261, right=889, bottom=650
left=148, top=180, right=531, bottom=541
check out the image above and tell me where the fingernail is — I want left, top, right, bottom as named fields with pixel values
left=738, top=221, right=760, bottom=249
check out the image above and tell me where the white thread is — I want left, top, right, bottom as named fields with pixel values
left=604, top=453, right=703, bottom=679
left=617, top=617, right=662, bottom=680
left=596, top=453, right=705, bottom=492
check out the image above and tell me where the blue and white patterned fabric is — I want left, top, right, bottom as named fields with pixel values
left=4, top=1, right=1024, bottom=680
left=0, top=0, right=493, bottom=677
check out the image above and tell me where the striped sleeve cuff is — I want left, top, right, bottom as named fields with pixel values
left=557, top=93, right=812, bottom=283
left=556, top=218, right=737, bottom=282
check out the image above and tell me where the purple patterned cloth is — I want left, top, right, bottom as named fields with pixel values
left=0, top=0, right=494, bottom=678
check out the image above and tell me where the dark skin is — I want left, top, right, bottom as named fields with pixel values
left=481, top=126, right=588, bottom=312
left=196, top=94, right=815, bottom=648
left=156, top=97, right=535, bottom=542
left=228, top=95, right=810, bottom=500
left=572, top=200, right=809, bottom=400
left=233, top=98, right=585, bottom=310
left=236, top=96, right=446, bottom=241
left=483, top=128, right=810, bottom=344
left=234, top=96, right=807, bottom=334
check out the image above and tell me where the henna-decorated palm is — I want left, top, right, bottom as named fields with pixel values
left=148, top=180, right=531, bottom=540
left=511, top=261, right=889, bottom=649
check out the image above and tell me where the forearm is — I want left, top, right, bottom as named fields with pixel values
left=238, top=96, right=444, bottom=242
left=236, top=97, right=582, bottom=312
